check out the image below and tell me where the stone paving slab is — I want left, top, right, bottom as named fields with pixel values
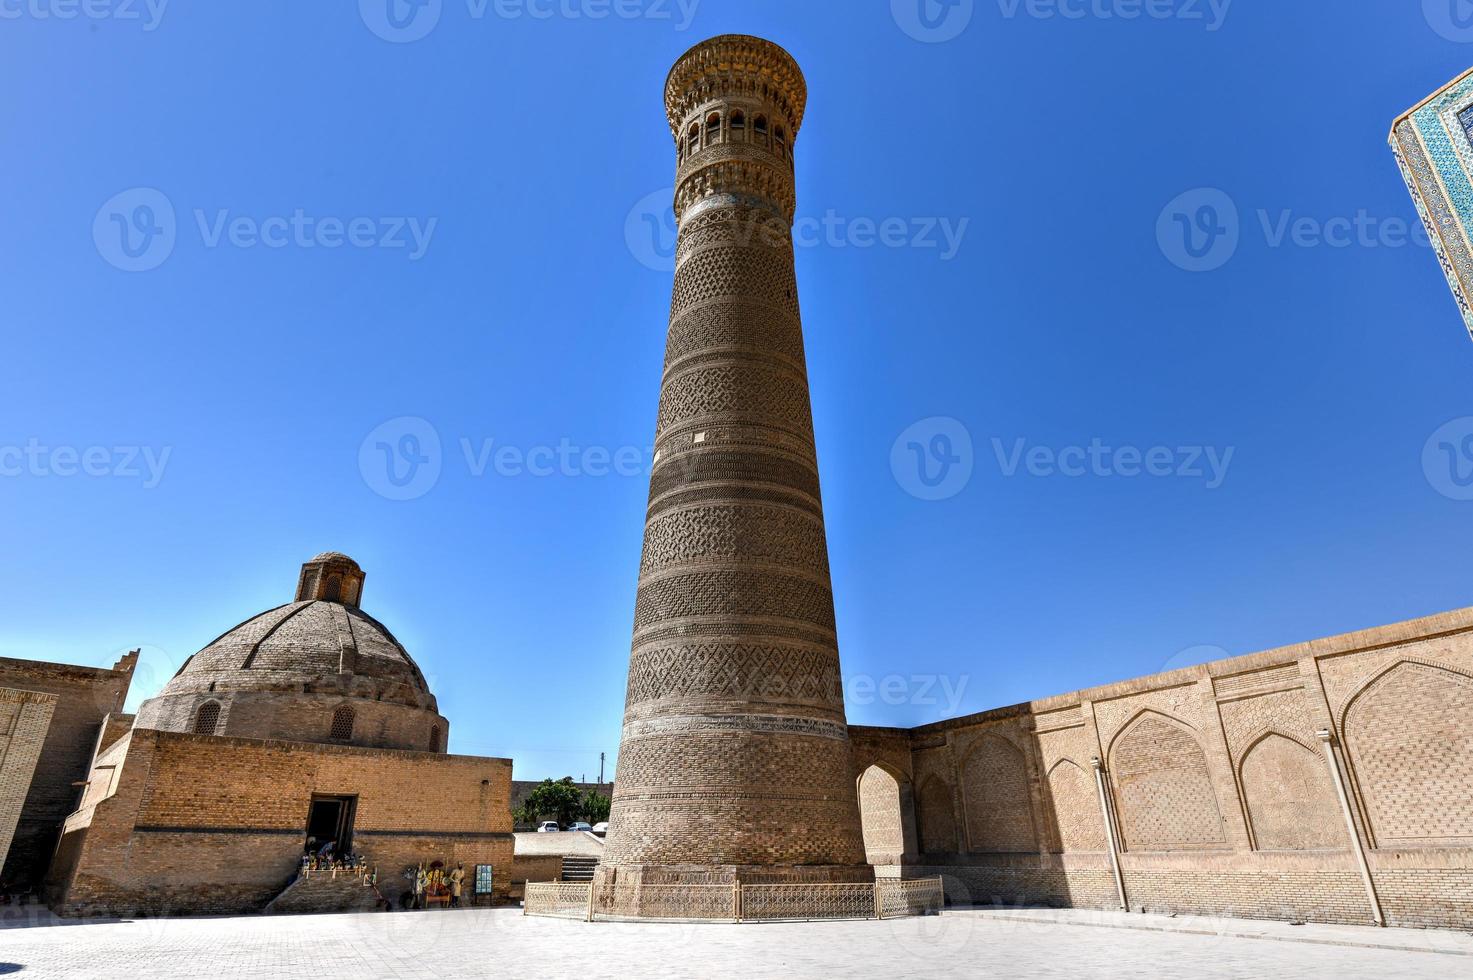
left=0, top=906, right=1468, bottom=980
left=958, top=907, right=1473, bottom=957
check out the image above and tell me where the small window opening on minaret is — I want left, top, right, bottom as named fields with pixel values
left=730, top=110, right=746, bottom=135
left=706, top=111, right=721, bottom=142
left=754, top=115, right=768, bottom=140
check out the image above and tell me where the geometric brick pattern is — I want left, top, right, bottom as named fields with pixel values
left=916, top=775, right=958, bottom=854
left=857, top=766, right=905, bottom=865
left=1344, top=661, right=1473, bottom=846
left=1045, top=759, right=1105, bottom=852
left=0, top=688, right=57, bottom=878
left=1238, top=733, right=1341, bottom=850
left=1110, top=714, right=1227, bottom=851
left=960, top=734, right=1038, bottom=853
left=601, top=35, right=870, bottom=887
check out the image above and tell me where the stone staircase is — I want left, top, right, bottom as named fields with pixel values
left=560, top=856, right=599, bottom=883
left=265, top=870, right=386, bottom=915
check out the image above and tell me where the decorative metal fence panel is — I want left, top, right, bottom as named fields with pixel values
left=524, top=877, right=943, bottom=923
left=523, top=881, right=590, bottom=919
left=738, top=882, right=877, bottom=921
left=593, top=882, right=737, bottom=921
left=875, top=878, right=945, bottom=919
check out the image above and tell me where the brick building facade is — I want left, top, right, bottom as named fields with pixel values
left=47, top=728, right=512, bottom=914
left=29, top=554, right=513, bottom=915
left=0, top=652, right=135, bottom=893
left=849, top=606, right=1473, bottom=930
left=0, top=687, right=57, bottom=879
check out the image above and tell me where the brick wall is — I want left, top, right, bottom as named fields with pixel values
left=0, top=652, right=134, bottom=892
left=48, top=728, right=514, bottom=916
left=851, top=606, right=1473, bottom=930
left=0, top=688, right=57, bottom=879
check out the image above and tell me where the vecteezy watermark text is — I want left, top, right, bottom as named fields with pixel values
left=1157, top=187, right=1431, bottom=272
left=0, top=0, right=168, bottom=29
left=625, top=188, right=969, bottom=272
left=358, top=417, right=660, bottom=500
left=992, top=437, right=1235, bottom=488
left=94, top=188, right=437, bottom=271
left=0, top=440, right=171, bottom=488
left=847, top=673, right=970, bottom=715
left=359, top=0, right=699, bottom=43
left=995, top=0, right=1231, bottom=30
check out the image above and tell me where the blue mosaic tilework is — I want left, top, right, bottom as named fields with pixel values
left=1393, top=72, right=1473, bottom=340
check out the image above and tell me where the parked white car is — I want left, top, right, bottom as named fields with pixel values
left=591, top=822, right=609, bottom=835
left=536, top=821, right=559, bottom=833
left=565, top=821, right=593, bottom=833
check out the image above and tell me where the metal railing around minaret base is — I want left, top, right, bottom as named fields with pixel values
left=523, top=877, right=944, bottom=923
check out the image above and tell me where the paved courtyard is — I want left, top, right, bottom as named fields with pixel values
left=1, top=906, right=1469, bottom=979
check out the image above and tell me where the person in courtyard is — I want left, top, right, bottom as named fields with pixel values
left=449, top=864, right=465, bottom=908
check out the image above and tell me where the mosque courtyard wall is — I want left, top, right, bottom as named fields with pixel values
left=850, top=605, right=1473, bottom=930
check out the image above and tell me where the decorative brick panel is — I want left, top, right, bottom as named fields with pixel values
left=1238, top=734, right=1341, bottom=850
left=1343, top=661, right=1473, bottom=847
left=1110, top=714, right=1226, bottom=851
left=960, top=734, right=1038, bottom=853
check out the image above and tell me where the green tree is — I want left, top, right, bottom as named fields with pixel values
left=516, top=777, right=584, bottom=828
left=580, top=789, right=611, bottom=824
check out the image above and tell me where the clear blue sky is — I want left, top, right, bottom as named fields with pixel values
left=4, top=2, right=1473, bottom=780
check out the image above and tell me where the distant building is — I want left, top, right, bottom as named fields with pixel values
left=1391, top=67, right=1473, bottom=340
left=40, top=553, right=514, bottom=915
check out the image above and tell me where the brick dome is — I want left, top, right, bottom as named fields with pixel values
left=135, top=554, right=449, bottom=753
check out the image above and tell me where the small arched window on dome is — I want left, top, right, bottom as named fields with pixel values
left=330, top=705, right=356, bottom=742
left=193, top=701, right=221, bottom=736
left=687, top=122, right=699, bottom=157
left=322, top=574, right=342, bottom=603
left=753, top=115, right=769, bottom=145
left=730, top=110, right=746, bottom=139
left=429, top=725, right=441, bottom=752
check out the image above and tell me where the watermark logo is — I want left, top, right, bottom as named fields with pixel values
left=1423, top=417, right=1473, bottom=500
left=359, top=0, right=442, bottom=42
left=359, top=417, right=443, bottom=501
left=93, top=189, right=437, bottom=270
left=625, top=188, right=679, bottom=273
left=1158, top=188, right=1432, bottom=273
left=891, top=417, right=974, bottom=501
left=0, top=0, right=169, bottom=30
left=625, top=189, right=971, bottom=271
left=1160, top=643, right=1230, bottom=674
left=1425, top=0, right=1473, bottom=43
left=93, top=187, right=176, bottom=273
left=995, top=0, right=1232, bottom=31
left=847, top=673, right=970, bottom=715
left=992, top=437, right=1234, bottom=488
left=793, top=212, right=969, bottom=259
left=0, top=439, right=171, bottom=488
left=1157, top=187, right=1239, bottom=272
left=359, top=0, right=699, bottom=40
left=892, top=0, right=974, bottom=42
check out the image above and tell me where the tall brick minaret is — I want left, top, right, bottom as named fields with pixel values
left=600, top=35, right=870, bottom=889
